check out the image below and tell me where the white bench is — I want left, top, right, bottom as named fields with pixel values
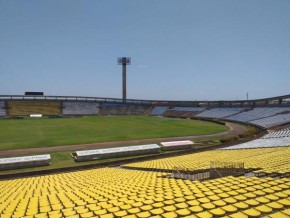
left=161, top=140, right=194, bottom=150
left=75, top=144, right=161, bottom=162
left=30, top=114, right=42, bottom=118
left=0, top=154, right=51, bottom=170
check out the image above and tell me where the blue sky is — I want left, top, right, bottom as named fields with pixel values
left=0, top=0, right=290, bottom=101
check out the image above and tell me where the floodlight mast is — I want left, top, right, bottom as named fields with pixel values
left=118, top=57, right=131, bottom=102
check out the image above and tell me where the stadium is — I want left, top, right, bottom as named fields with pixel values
left=0, top=93, right=290, bottom=218
left=1, top=1, right=290, bottom=218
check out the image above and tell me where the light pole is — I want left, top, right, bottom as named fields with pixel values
left=118, top=57, right=131, bottom=103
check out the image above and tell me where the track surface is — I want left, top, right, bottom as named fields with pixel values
left=0, top=122, right=246, bottom=156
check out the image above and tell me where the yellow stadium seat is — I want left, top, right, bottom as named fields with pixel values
left=174, top=202, right=188, bottom=209
left=275, top=191, right=288, bottom=198
left=128, top=207, right=141, bottom=214
left=278, top=198, right=290, bottom=206
left=208, top=195, right=220, bottom=201
left=34, top=213, right=48, bottom=218
left=243, top=208, right=261, bottom=217
left=75, top=208, right=89, bottom=214
left=136, top=211, right=151, bottom=218
left=65, top=215, right=79, bottom=218
left=197, top=197, right=210, bottom=203
left=188, top=205, right=203, bottom=213
left=63, top=210, right=76, bottom=217
left=79, top=212, right=94, bottom=218
left=255, top=196, right=270, bottom=204
left=107, top=206, right=120, bottom=213
left=152, top=202, right=164, bottom=208
left=183, top=215, right=198, bottom=218
left=132, top=202, right=143, bottom=207
left=267, top=211, right=290, bottom=218
left=123, top=215, right=137, bottom=218
left=99, top=214, right=115, bottom=218
left=48, top=213, right=62, bottom=218
left=230, top=212, right=248, bottom=218
left=176, top=208, right=191, bottom=216
left=255, top=205, right=273, bottom=214
left=187, top=199, right=200, bottom=206
left=162, top=211, right=178, bottom=218
left=150, top=208, right=164, bottom=215
left=196, top=211, right=213, bottom=218
left=245, top=199, right=259, bottom=206
left=140, top=205, right=153, bottom=211
left=210, top=208, right=226, bottom=216
left=267, top=201, right=284, bottom=210
left=93, top=209, right=107, bottom=216
left=114, top=210, right=128, bottom=217
left=233, top=202, right=249, bottom=209
left=120, top=204, right=132, bottom=210
left=282, top=208, right=290, bottom=215
left=221, top=204, right=238, bottom=213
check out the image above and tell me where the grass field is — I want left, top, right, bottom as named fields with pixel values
left=0, top=115, right=228, bottom=150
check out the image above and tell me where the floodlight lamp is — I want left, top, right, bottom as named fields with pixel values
left=118, top=57, right=131, bottom=65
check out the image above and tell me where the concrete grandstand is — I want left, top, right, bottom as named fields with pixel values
left=1, top=93, right=290, bottom=129
left=0, top=94, right=290, bottom=218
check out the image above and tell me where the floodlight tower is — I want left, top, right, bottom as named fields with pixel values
left=118, top=57, right=131, bottom=102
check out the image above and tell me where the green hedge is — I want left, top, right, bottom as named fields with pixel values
left=220, top=135, right=240, bottom=143
left=239, top=127, right=257, bottom=139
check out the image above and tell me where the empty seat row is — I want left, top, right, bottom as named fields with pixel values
left=125, top=147, right=290, bottom=176
left=196, top=108, right=244, bottom=119
left=250, top=113, right=290, bottom=128
left=0, top=168, right=289, bottom=218
left=150, top=107, right=169, bottom=116
left=226, top=107, right=290, bottom=122
left=172, top=107, right=205, bottom=112
left=7, top=101, right=61, bottom=116
left=223, top=132, right=290, bottom=150
left=62, top=102, right=99, bottom=115
left=0, top=101, right=6, bottom=116
left=263, top=128, right=290, bottom=139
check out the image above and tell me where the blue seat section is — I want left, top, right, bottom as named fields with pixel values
left=262, top=128, right=290, bottom=138
left=163, top=106, right=290, bottom=128
left=99, top=102, right=151, bottom=115
left=0, top=101, right=6, bottom=116
left=62, top=102, right=99, bottom=115
left=226, top=107, right=290, bottom=122
left=150, top=106, right=169, bottom=116
left=173, top=107, right=205, bottom=112
left=193, top=107, right=290, bottom=127
left=196, top=107, right=244, bottom=118
left=250, top=113, right=290, bottom=128
left=164, top=107, right=206, bottom=118
left=222, top=127, right=290, bottom=150
left=100, top=102, right=128, bottom=107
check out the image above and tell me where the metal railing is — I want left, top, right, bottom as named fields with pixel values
left=0, top=94, right=290, bottom=107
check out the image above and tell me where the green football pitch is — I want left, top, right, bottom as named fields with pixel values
left=0, top=116, right=228, bottom=150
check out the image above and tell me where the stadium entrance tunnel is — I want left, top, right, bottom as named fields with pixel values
left=122, top=161, right=259, bottom=181
left=170, top=163, right=247, bottom=181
